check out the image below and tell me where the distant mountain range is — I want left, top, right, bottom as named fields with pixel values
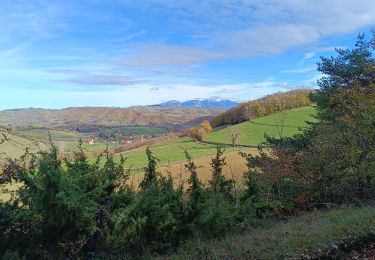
left=0, top=106, right=224, bottom=130
left=154, top=98, right=239, bottom=109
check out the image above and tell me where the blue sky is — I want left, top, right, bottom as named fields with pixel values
left=0, top=0, right=374, bottom=109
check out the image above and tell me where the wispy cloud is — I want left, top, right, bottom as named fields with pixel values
left=65, top=74, right=148, bottom=87
left=282, top=67, right=316, bottom=74
left=0, top=1, right=65, bottom=43
left=119, top=30, right=147, bottom=42
left=114, top=0, right=375, bottom=68
left=304, top=52, right=315, bottom=60
left=0, top=0, right=374, bottom=109
left=115, top=43, right=225, bottom=68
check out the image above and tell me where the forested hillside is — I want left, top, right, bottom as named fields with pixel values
left=211, top=88, right=312, bottom=127
left=0, top=106, right=223, bottom=130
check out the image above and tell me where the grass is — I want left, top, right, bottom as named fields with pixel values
left=205, top=106, right=317, bottom=146
left=54, top=140, right=122, bottom=154
left=0, top=131, right=47, bottom=159
left=97, top=126, right=167, bottom=136
left=170, top=205, right=375, bottom=259
left=1, top=106, right=316, bottom=181
left=127, top=149, right=256, bottom=188
left=17, top=128, right=82, bottom=141
left=98, top=107, right=316, bottom=172
left=115, top=137, right=251, bottom=171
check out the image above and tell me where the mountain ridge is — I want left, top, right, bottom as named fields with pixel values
left=0, top=106, right=224, bottom=130
left=154, top=98, right=239, bottom=109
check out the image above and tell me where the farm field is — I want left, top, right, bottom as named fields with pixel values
left=127, top=148, right=255, bottom=189
left=113, top=137, right=252, bottom=171
left=0, top=149, right=255, bottom=202
left=1, top=106, right=316, bottom=171
left=114, top=107, right=316, bottom=170
left=54, top=140, right=122, bottom=155
left=205, top=106, right=316, bottom=146
left=17, top=128, right=82, bottom=141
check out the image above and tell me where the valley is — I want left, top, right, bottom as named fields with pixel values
left=1, top=3, right=374, bottom=258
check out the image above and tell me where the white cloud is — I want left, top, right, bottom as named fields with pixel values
left=282, top=67, right=316, bottom=74
left=304, top=74, right=324, bottom=87
left=116, top=43, right=225, bottom=68
left=55, top=80, right=294, bottom=106
left=65, top=74, right=148, bottom=86
left=215, top=24, right=321, bottom=57
left=304, top=52, right=315, bottom=60
left=0, top=0, right=65, bottom=43
left=117, top=0, right=375, bottom=68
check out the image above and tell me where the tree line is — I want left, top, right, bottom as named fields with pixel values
left=211, top=88, right=313, bottom=127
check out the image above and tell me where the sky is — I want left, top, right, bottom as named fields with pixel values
left=0, top=0, right=375, bottom=110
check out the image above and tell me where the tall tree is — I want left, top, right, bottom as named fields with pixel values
left=301, top=33, right=375, bottom=202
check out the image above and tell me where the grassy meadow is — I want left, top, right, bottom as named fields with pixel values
left=17, top=128, right=81, bottom=141
left=205, top=106, right=316, bottom=146
left=1, top=106, right=315, bottom=199
left=1, top=106, right=316, bottom=184
left=114, top=137, right=252, bottom=171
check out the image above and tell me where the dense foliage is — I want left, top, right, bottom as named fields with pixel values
left=243, top=33, right=375, bottom=207
left=1, top=33, right=374, bottom=259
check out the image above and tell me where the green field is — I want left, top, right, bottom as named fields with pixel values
left=17, top=128, right=82, bottom=141
left=114, top=137, right=248, bottom=171
left=0, top=107, right=316, bottom=170
left=95, top=126, right=166, bottom=136
left=54, top=140, right=122, bottom=154
left=95, top=107, right=317, bottom=170
left=205, top=106, right=316, bottom=146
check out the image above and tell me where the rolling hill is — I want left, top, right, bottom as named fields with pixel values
left=0, top=106, right=316, bottom=171
left=211, top=89, right=313, bottom=127
left=0, top=106, right=223, bottom=130
left=0, top=130, right=47, bottom=158
left=110, top=106, right=316, bottom=171
left=112, top=137, right=253, bottom=171
left=205, top=106, right=316, bottom=146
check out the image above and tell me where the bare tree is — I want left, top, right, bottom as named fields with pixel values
left=231, top=126, right=242, bottom=147
left=274, top=112, right=287, bottom=139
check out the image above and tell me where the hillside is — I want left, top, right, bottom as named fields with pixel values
left=211, top=89, right=313, bottom=127
left=0, top=130, right=47, bottom=158
left=113, top=137, right=254, bottom=171
left=0, top=106, right=223, bottom=130
left=205, top=106, right=316, bottom=146
left=109, top=106, right=315, bottom=171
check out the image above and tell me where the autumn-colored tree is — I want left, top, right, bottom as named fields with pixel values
left=211, top=89, right=312, bottom=127
left=199, top=120, right=213, bottom=133
left=187, top=120, right=213, bottom=141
